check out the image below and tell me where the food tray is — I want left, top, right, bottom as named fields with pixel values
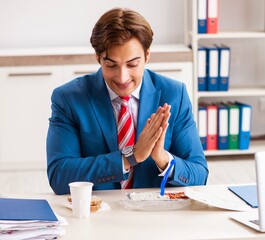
left=120, top=192, right=191, bottom=211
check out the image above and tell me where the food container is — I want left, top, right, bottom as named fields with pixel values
left=120, top=191, right=191, bottom=211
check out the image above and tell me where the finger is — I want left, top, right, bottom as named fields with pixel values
left=148, top=111, right=164, bottom=130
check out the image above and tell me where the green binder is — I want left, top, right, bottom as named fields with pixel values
left=227, top=102, right=240, bottom=149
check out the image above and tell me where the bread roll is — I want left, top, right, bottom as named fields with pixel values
left=67, top=196, right=102, bottom=212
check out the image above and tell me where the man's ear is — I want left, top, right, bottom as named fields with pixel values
left=145, top=49, right=151, bottom=63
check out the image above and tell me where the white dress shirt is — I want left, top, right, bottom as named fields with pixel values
left=105, top=82, right=173, bottom=177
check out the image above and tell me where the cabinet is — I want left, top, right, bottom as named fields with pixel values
left=0, top=66, right=63, bottom=170
left=0, top=50, right=192, bottom=170
left=186, top=0, right=265, bottom=156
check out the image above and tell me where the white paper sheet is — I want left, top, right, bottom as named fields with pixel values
left=185, top=188, right=250, bottom=211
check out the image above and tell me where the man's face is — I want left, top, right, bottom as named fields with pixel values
left=98, top=38, right=150, bottom=97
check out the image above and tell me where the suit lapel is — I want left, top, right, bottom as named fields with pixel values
left=89, top=69, right=118, bottom=152
left=88, top=69, right=161, bottom=151
left=136, top=70, right=161, bottom=139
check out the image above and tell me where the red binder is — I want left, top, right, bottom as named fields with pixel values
left=207, top=0, right=218, bottom=33
left=206, top=104, right=218, bottom=150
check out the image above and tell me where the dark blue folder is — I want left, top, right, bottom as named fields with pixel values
left=217, top=104, right=229, bottom=149
left=0, top=198, right=58, bottom=221
left=228, top=185, right=258, bottom=208
left=206, top=46, right=219, bottom=91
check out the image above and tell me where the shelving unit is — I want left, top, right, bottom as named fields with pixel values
left=185, top=0, right=265, bottom=156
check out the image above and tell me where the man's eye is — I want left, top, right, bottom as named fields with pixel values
left=105, top=62, right=116, bottom=68
left=128, top=63, right=138, bottom=68
left=107, top=65, right=116, bottom=68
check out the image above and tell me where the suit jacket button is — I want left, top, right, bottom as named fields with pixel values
left=98, top=178, right=102, bottom=183
left=107, top=176, right=111, bottom=181
left=102, top=177, right=107, bottom=182
left=111, top=175, right=116, bottom=180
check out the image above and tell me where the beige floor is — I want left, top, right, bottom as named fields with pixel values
left=0, top=155, right=256, bottom=195
left=206, top=155, right=256, bottom=185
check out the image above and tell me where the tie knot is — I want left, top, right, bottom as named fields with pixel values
left=119, top=96, right=130, bottom=102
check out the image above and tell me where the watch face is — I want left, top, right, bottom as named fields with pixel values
left=122, top=146, right=134, bottom=155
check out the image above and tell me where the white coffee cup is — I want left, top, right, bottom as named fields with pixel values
left=69, top=181, right=94, bottom=218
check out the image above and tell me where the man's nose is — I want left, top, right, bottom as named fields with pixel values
left=117, top=67, right=130, bottom=83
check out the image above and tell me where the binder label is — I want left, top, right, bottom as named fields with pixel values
left=220, top=50, right=230, bottom=77
left=208, top=108, right=217, bottom=134
left=242, top=108, right=251, bottom=131
left=230, top=108, right=239, bottom=134
left=208, top=0, right=218, bottom=18
left=199, top=109, right=207, bottom=136
left=219, top=109, right=228, bottom=136
left=210, top=50, right=218, bottom=77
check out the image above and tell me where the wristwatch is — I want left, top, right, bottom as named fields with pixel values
left=122, top=146, right=138, bottom=166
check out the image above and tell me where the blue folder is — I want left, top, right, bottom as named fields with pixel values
left=228, top=185, right=258, bottom=208
left=197, top=46, right=207, bottom=91
left=216, top=44, right=231, bottom=91
left=206, top=46, right=219, bottom=91
left=198, top=104, right=207, bottom=150
left=197, top=0, right=207, bottom=33
left=236, top=102, right=252, bottom=150
left=0, top=198, right=58, bottom=221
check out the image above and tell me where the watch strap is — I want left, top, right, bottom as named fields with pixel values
left=125, top=153, right=138, bottom=167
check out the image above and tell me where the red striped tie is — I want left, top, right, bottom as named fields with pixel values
left=118, top=96, right=135, bottom=189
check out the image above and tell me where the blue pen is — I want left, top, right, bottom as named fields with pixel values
left=160, top=159, right=176, bottom=196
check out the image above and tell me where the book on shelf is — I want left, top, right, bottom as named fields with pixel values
left=197, top=0, right=207, bottom=33
left=206, top=104, right=218, bottom=150
left=197, top=44, right=231, bottom=92
left=226, top=102, right=240, bottom=150
left=197, top=46, right=207, bottom=91
left=216, top=44, right=231, bottom=91
left=198, top=102, right=252, bottom=151
left=207, top=0, right=218, bottom=33
left=198, top=104, right=207, bottom=150
left=206, top=46, right=219, bottom=91
left=236, top=102, right=252, bottom=150
left=217, top=103, right=229, bottom=149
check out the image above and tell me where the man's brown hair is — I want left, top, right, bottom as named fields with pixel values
left=90, top=8, right=153, bottom=57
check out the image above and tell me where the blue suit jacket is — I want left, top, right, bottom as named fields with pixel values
left=47, top=68, right=208, bottom=194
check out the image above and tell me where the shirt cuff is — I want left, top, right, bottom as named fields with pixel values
left=122, top=156, right=130, bottom=174
left=158, top=152, right=174, bottom=177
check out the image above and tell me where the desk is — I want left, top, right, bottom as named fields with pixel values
left=8, top=185, right=265, bottom=240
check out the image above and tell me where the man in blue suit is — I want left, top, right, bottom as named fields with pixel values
left=46, top=8, right=208, bottom=195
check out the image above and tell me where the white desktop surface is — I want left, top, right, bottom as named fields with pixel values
left=7, top=185, right=265, bottom=240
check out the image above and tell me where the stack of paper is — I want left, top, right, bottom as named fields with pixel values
left=0, top=198, right=67, bottom=240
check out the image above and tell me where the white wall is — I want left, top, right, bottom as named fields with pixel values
left=0, top=0, right=184, bottom=48
left=0, top=0, right=264, bottom=136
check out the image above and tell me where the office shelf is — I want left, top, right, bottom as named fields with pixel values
left=186, top=0, right=265, bottom=157
left=205, top=139, right=265, bottom=156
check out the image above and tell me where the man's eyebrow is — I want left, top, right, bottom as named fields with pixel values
left=103, top=56, right=141, bottom=63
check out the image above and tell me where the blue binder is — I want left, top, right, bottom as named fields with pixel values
left=0, top=198, right=58, bottom=221
left=206, top=46, right=219, bottom=91
left=198, top=104, right=207, bottom=150
left=197, top=0, right=207, bottom=33
left=216, top=44, right=231, bottom=91
left=197, top=46, right=207, bottom=91
left=236, top=102, right=252, bottom=150
left=217, top=103, right=229, bottom=149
